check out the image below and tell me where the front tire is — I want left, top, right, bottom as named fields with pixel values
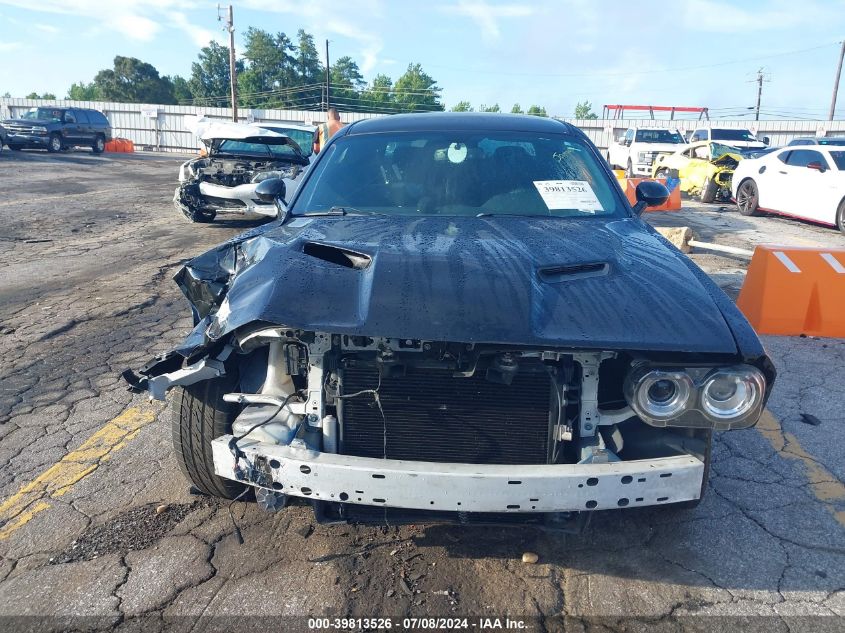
left=171, top=375, right=249, bottom=500
left=836, top=199, right=845, bottom=236
left=92, top=135, right=105, bottom=154
left=736, top=178, right=761, bottom=216
left=700, top=177, right=717, bottom=203
left=48, top=133, right=62, bottom=153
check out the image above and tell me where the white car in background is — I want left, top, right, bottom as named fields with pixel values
left=174, top=122, right=310, bottom=223
left=732, top=146, right=845, bottom=234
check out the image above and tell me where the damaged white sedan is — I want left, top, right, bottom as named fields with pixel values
left=174, top=122, right=310, bottom=223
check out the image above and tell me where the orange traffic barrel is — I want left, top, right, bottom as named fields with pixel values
left=737, top=246, right=845, bottom=337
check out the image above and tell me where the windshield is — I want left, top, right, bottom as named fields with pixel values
left=215, top=139, right=302, bottom=160
left=22, top=107, right=63, bottom=122
left=712, top=129, right=757, bottom=142
left=634, top=129, right=684, bottom=144
left=261, top=127, right=314, bottom=156
left=829, top=151, right=845, bottom=170
left=292, top=131, right=624, bottom=218
left=710, top=142, right=741, bottom=159
left=818, top=138, right=845, bottom=146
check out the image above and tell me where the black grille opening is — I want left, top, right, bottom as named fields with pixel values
left=340, top=366, right=552, bottom=465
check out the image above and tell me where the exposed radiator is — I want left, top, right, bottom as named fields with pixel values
left=339, top=366, right=553, bottom=465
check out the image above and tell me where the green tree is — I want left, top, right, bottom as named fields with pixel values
left=189, top=41, right=242, bottom=107
left=360, top=74, right=396, bottom=110
left=479, top=103, right=500, bottom=112
left=574, top=100, right=598, bottom=119
left=393, top=63, right=443, bottom=112
left=1, top=92, right=10, bottom=98
left=167, top=76, right=192, bottom=103
left=450, top=101, right=473, bottom=112
left=67, top=81, right=100, bottom=100
left=329, top=55, right=365, bottom=109
left=510, top=103, right=524, bottom=114
left=526, top=105, right=548, bottom=117
left=93, top=56, right=175, bottom=103
left=294, top=29, right=324, bottom=107
left=25, top=92, right=57, bottom=99
left=238, top=27, right=298, bottom=107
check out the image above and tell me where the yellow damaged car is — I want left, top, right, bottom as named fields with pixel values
left=652, top=141, right=743, bottom=203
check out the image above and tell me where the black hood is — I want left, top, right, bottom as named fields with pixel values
left=174, top=215, right=738, bottom=356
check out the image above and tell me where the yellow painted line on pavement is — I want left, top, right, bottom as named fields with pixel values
left=0, top=407, right=156, bottom=540
left=756, top=410, right=845, bottom=527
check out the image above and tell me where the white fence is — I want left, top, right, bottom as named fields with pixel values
left=2, top=98, right=844, bottom=153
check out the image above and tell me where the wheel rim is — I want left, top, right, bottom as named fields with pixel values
left=51, top=137, right=61, bottom=151
left=738, top=182, right=754, bottom=211
left=96, top=138, right=104, bottom=151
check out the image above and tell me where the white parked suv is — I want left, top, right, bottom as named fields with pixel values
left=607, top=127, right=687, bottom=177
left=687, top=127, right=768, bottom=150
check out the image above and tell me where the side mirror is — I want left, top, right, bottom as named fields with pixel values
left=255, top=177, right=287, bottom=203
left=762, top=136, right=770, bottom=146
left=632, top=180, right=670, bottom=216
left=807, top=161, right=826, bottom=173
left=624, top=138, right=632, bottom=147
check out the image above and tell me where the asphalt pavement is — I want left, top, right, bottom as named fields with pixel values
left=0, top=149, right=842, bottom=632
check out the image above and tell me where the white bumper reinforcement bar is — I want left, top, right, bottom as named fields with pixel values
left=212, top=436, right=704, bottom=513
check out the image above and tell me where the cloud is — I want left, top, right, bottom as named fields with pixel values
left=682, top=0, right=825, bottom=32
left=439, top=0, right=534, bottom=41
left=0, top=1, right=217, bottom=45
left=0, top=41, right=22, bottom=52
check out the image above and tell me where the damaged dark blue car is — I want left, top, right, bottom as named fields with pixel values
left=127, top=113, right=775, bottom=526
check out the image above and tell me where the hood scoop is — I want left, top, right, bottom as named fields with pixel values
left=538, top=262, right=609, bottom=283
left=302, top=241, right=372, bottom=270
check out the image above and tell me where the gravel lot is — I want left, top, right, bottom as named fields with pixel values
left=0, top=149, right=843, bottom=632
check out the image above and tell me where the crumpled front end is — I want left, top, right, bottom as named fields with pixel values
left=174, top=156, right=302, bottom=222
left=123, top=217, right=775, bottom=523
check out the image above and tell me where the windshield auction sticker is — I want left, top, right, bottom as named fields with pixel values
left=533, top=180, right=603, bottom=212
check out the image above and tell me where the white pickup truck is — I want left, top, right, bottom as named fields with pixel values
left=607, top=127, right=687, bottom=177
left=687, top=127, right=769, bottom=149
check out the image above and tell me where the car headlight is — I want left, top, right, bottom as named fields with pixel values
left=33, top=126, right=47, bottom=133
left=625, top=367, right=694, bottom=421
left=700, top=367, right=765, bottom=423
left=637, top=152, right=647, bottom=162
left=624, top=364, right=766, bottom=430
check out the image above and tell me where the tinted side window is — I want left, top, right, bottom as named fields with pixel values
left=74, top=110, right=89, bottom=124
left=786, top=149, right=828, bottom=168
left=692, top=130, right=707, bottom=141
left=88, top=111, right=109, bottom=126
left=776, top=151, right=791, bottom=164
left=63, top=111, right=76, bottom=123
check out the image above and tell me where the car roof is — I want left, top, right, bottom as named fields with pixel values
left=345, top=112, right=574, bottom=135
left=261, top=122, right=316, bottom=132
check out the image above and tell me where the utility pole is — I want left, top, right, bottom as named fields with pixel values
left=325, top=39, right=331, bottom=112
left=755, top=67, right=764, bottom=121
left=219, top=4, right=238, bottom=122
left=829, top=40, right=845, bottom=121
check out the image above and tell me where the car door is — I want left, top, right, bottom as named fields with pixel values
left=757, top=150, right=797, bottom=213
left=782, top=149, right=840, bottom=223
left=73, top=110, right=92, bottom=144
left=61, top=110, right=81, bottom=144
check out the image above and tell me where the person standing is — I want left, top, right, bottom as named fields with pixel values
left=314, top=107, right=344, bottom=153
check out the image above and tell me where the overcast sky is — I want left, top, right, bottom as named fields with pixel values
left=1, top=0, right=844, bottom=119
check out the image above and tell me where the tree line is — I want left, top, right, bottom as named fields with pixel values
left=7, top=27, right=443, bottom=114
left=5, top=23, right=605, bottom=118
